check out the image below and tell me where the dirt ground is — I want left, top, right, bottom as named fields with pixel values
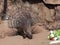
left=0, top=29, right=60, bottom=45
left=0, top=20, right=60, bottom=45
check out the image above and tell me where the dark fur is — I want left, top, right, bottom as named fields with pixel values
left=12, top=12, right=33, bottom=39
left=18, top=14, right=32, bottom=39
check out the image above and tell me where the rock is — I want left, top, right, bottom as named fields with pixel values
left=31, top=23, right=46, bottom=34
left=43, top=0, right=60, bottom=4
left=45, top=21, right=60, bottom=30
left=0, top=0, right=4, bottom=13
left=29, top=3, right=55, bottom=25
left=31, top=25, right=42, bottom=34
left=55, top=6, right=60, bottom=21
left=43, top=7, right=55, bottom=22
left=35, top=3, right=55, bottom=23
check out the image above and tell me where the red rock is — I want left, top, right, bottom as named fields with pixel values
left=55, top=6, right=60, bottom=21
left=43, top=0, right=60, bottom=4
